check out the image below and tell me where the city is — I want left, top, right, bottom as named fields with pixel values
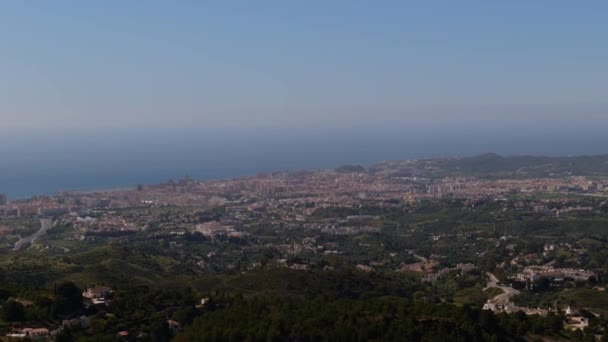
left=1, top=154, right=608, bottom=340
left=2, top=1, right=608, bottom=341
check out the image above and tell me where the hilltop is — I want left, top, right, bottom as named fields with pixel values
left=368, top=153, right=608, bottom=179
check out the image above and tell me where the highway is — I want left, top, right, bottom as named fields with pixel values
left=13, top=218, right=53, bottom=251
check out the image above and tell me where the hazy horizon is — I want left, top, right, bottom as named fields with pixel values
left=2, top=2, right=608, bottom=199
left=2, top=121, right=608, bottom=200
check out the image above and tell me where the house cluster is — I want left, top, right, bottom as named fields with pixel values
left=483, top=302, right=592, bottom=332
left=195, top=221, right=242, bottom=238
left=483, top=301, right=550, bottom=316
left=6, top=327, right=50, bottom=339
left=514, top=266, right=596, bottom=283
left=422, top=263, right=478, bottom=282
left=564, top=306, right=593, bottom=331
left=82, top=285, right=113, bottom=305
left=304, top=223, right=381, bottom=235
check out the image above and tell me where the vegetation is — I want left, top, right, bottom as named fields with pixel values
left=2, top=173, right=608, bottom=340
left=174, top=293, right=573, bottom=342
left=431, top=153, right=608, bottom=179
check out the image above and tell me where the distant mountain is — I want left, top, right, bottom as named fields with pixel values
left=428, top=153, right=608, bottom=178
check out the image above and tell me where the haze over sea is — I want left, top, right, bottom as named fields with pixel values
left=2, top=114, right=608, bottom=200
left=3, top=2, right=608, bottom=200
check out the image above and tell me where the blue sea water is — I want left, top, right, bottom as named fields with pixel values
left=1, top=123, right=607, bottom=201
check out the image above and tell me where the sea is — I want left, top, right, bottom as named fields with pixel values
left=1, top=122, right=607, bottom=201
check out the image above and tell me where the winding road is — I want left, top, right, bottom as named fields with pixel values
left=485, top=272, right=520, bottom=303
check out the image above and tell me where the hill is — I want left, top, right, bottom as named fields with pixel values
left=416, top=153, right=608, bottom=179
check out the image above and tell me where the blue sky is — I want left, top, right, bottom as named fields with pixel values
left=1, top=1, right=607, bottom=131
left=2, top=1, right=608, bottom=198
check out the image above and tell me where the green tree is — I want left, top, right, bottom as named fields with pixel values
left=149, top=318, right=170, bottom=342
left=1, top=299, right=25, bottom=322
left=52, top=282, right=83, bottom=317
left=55, top=327, right=74, bottom=342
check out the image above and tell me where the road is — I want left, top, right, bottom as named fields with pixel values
left=493, top=285, right=520, bottom=304
left=413, top=254, right=428, bottom=263
left=13, top=218, right=53, bottom=251
left=484, top=272, right=499, bottom=289
left=485, top=272, right=520, bottom=303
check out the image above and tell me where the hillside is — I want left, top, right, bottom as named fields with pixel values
left=418, top=153, right=608, bottom=179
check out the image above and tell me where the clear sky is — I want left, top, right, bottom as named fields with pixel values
left=2, top=1, right=608, bottom=199
left=1, top=1, right=607, bottom=131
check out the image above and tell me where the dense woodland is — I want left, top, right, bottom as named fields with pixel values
left=0, top=270, right=579, bottom=341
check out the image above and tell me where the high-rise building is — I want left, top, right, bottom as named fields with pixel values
left=0, top=193, right=6, bottom=205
